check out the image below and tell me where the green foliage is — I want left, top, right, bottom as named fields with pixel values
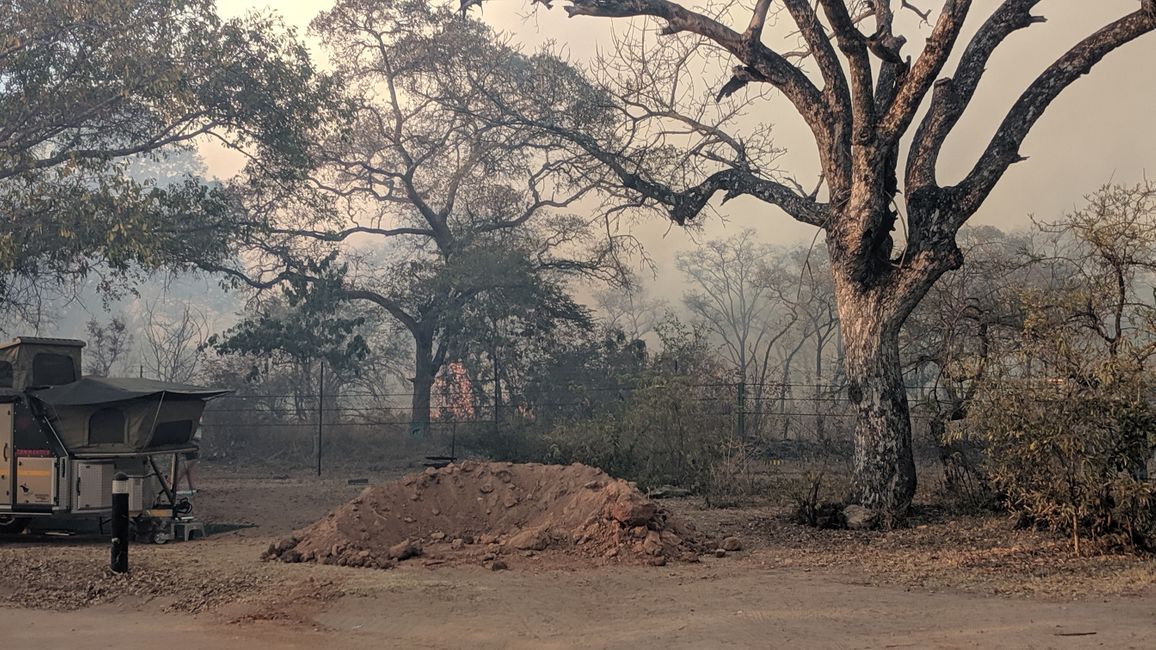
left=970, top=367, right=1156, bottom=551
left=1, top=0, right=342, bottom=316
left=208, top=255, right=370, bottom=376
left=538, top=375, right=727, bottom=492
left=463, top=315, right=761, bottom=501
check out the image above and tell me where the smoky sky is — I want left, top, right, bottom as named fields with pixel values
left=210, top=1, right=1156, bottom=297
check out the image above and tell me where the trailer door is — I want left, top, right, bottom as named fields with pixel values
left=1, top=404, right=13, bottom=509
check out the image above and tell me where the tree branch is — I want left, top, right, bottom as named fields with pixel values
left=953, top=6, right=1156, bottom=220
left=817, top=0, right=876, bottom=143
left=782, top=1, right=850, bottom=99
left=879, top=0, right=972, bottom=144
left=466, top=0, right=831, bottom=155
left=906, top=0, right=1045, bottom=191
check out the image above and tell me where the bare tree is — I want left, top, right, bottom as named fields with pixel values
left=594, top=280, right=668, bottom=340
left=141, top=301, right=209, bottom=384
left=780, top=248, right=842, bottom=440
left=677, top=230, right=778, bottom=385
left=85, top=317, right=134, bottom=377
left=464, top=0, right=1156, bottom=522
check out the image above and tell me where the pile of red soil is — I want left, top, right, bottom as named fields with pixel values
left=262, top=461, right=701, bottom=569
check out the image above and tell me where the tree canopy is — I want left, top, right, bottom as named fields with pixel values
left=0, top=0, right=340, bottom=319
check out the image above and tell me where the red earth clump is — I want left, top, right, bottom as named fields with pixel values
left=262, top=462, right=701, bottom=569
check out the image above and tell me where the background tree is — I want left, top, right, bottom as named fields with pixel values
left=901, top=226, right=1031, bottom=499
left=84, top=317, right=133, bottom=377
left=465, top=0, right=1156, bottom=522
left=140, top=300, right=210, bottom=383
left=210, top=1, right=618, bottom=437
left=677, top=230, right=777, bottom=388
left=594, top=281, right=668, bottom=341
left=0, top=0, right=339, bottom=320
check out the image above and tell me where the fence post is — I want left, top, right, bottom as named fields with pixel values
left=736, top=381, right=747, bottom=440
left=111, top=472, right=129, bottom=574
left=316, top=360, right=324, bottom=477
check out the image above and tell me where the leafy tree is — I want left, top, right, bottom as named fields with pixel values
left=211, top=1, right=618, bottom=436
left=0, top=0, right=339, bottom=318
left=464, top=0, right=1156, bottom=522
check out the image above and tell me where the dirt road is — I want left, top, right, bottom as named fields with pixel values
left=3, top=558, right=1153, bottom=649
left=3, top=465, right=1154, bottom=648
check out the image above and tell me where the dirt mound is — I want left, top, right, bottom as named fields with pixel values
left=263, top=461, right=701, bottom=569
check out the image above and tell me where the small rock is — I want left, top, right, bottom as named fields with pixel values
left=648, top=486, right=693, bottom=499
left=491, top=560, right=509, bottom=571
left=609, top=498, right=658, bottom=526
left=642, top=531, right=663, bottom=556
left=451, top=538, right=465, bottom=550
left=647, top=556, right=667, bottom=567
left=430, top=531, right=447, bottom=541
left=479, top=483, right=494, bottom=494
left=721, top=536, right=742, bottom=552
left=481, top=552, right=496, bottom=562
left=844, top=505, right=877, bottom=531
left=389, top=540, right=422, bottom=561
left=714, top=549, right=727, bottom=558
left=508, top=527, right=550, bottom=551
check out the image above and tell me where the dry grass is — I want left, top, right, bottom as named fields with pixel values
left=677, top=499, right=1156, bottom=600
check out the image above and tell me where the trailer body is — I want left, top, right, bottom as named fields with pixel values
left=0, top=338, right=226, bottom=535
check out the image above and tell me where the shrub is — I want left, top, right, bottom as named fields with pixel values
left=538, top=375, right=730, bottom=492
left=970, top=369, right=1156, bottom=553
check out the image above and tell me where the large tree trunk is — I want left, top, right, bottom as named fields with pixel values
left=410, top=332, right=436, bottom=439
left=841, top=316, right=916, bottom=522
left=828, top=213, right=920, bottom=524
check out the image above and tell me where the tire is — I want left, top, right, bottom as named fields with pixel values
left=0, top=515, right=29, bottom=534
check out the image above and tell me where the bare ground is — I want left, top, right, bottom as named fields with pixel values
left=2, top=462, right=1155, bottom=649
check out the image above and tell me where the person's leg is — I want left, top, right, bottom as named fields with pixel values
left=186, top=460, right=198, bottom=491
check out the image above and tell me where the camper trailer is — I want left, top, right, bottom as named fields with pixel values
left=0, top=337, right=227, bottom=541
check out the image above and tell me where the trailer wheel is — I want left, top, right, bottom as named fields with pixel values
left=151, top=530, right=170, bottom=545
left=0, top=516, right=29, bottom=534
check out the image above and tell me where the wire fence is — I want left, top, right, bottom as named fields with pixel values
left=198, top=379, right=949, bottom=472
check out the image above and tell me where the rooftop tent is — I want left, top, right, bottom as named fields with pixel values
left=0, top=337, right=84, bottom=391
left=30, top=377, right=230, bottom=456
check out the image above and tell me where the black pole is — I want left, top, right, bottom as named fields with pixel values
left=737, top=381, right=747, bottom=440
left=317, top=360, right=324, bottom=477
left=111, top=472, right=129, bottom=573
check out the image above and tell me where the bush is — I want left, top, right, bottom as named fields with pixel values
left=538, top=375, right=730, bottom=492
left=970, top=369, right=1156, bottom=552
